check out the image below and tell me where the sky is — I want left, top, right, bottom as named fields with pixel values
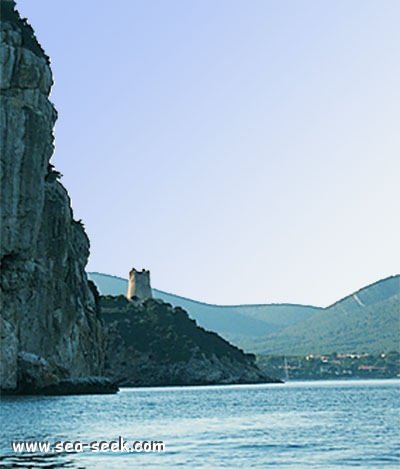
left=17, top=0, right=400, bottom=307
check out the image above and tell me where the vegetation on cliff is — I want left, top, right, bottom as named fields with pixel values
left=0, top=0, right=50, bottom=63
left=102, top=296, right=251, bottom=363
left=101, top=296, right=278, bottom=386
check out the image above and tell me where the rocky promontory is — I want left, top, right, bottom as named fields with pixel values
left=101, top=296, right=280, bottom=386
left=0, top=1, right=104, bottom=394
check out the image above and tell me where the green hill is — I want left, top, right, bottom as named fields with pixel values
left=252, top=276, right=400, bottom=355
left=87, top=272, right=399, bottom=355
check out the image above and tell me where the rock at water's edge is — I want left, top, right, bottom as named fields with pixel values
left=40, top=377, right=119, bottom=396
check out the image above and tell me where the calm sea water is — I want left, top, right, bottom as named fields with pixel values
left=0, top=380, right=399, bottom=468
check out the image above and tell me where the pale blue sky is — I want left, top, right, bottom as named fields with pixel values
left=17, top=0, right=400, bottom=306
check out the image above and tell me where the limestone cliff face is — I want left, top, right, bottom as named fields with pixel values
left=0, top=1, right=104, bottom=392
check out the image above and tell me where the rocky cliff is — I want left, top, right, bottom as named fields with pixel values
left=101, top=296, right=280, bottom=386
left=0, top=1, right=104, bottom=393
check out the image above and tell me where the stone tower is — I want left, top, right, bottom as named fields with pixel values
left=127, top=268, right=153, bottom=301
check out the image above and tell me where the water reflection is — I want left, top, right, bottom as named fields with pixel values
left=0, top=452, right=75, bottom=468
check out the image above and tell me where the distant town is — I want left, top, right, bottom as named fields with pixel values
left=257, top=351, right=400, bottom=381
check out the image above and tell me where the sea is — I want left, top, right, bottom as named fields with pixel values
left=0, top=379, right=399, bottom=468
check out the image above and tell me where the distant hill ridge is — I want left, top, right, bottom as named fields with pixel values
left=87, top=272, right=321, bottom=339
left=325, top=275, right=399, bottom=309
left=88, top=272, right=400, bottom=355
left=258, top=275, right=399, bottom=355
